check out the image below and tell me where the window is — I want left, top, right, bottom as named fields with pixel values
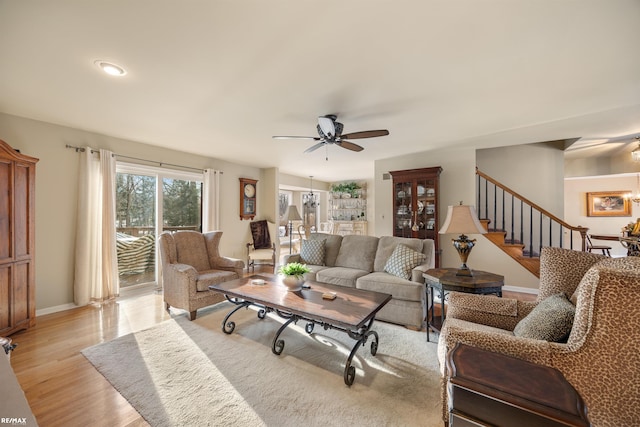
left=116, top=163, right=203, bottom=287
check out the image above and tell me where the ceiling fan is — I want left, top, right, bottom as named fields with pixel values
left=272, top=114, right=389, bottom=155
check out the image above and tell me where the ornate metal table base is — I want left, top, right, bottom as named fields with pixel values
left=221, top=295, right=380, bottom=386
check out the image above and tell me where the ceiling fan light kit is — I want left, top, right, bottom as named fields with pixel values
left=273, top=114, right=389, bottom=159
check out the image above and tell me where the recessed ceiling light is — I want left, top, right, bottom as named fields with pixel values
left=94, top=60, right=127, bottom=76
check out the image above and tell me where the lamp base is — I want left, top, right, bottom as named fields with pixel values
left=452, top=234, right=477, bottom=277
left=456, top=264, right=473, bottom=277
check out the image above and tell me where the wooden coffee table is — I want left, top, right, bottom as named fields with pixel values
left=209, top=274, right=392, bottom=386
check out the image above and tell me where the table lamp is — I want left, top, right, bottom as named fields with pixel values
left=284, top=205, right=302, bottom=254
left=439, top=202, right=486, bottom=276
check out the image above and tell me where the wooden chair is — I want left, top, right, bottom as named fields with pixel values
left=247, top=221, right=277, bottom=272
left=586, top=234, right=611, bottom=256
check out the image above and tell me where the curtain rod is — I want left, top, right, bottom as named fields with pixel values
left=65, top=144, right=221, bottom=174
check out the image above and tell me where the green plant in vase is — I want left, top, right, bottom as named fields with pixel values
left=278, top=262, right=311, bottom=291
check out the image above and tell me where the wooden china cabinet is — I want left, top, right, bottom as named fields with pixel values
left=390, top=167, right=442, bottom=266
left=0, top=139, right=38, bottom=336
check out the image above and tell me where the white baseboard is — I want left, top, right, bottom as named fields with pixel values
left=36, top=302, right=78, bottom=316
left=503, top=285, right=538, bottom=295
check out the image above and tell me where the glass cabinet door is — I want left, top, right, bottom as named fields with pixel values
left=394, top=180, right=412, bottom=237
left=414, top=176, right=437, bottom=240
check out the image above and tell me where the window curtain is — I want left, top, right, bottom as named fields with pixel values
left=202, top=169, right=221, bottom=232
left=74, top=147, right=119, bottom=305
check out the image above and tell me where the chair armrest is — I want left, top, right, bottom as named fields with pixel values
left=212, top=256, right=244, bottom=276
left=439, top=320, right=553, bottom=370
left=446, top=292, right=537, bottom=330
left=163, top=263, right=199, bottom=301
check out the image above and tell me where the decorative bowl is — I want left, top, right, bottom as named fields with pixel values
left=281, top=275, right=304, bottom=291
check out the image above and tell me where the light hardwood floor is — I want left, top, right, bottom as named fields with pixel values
left=7, top=267, right=535, bottom=427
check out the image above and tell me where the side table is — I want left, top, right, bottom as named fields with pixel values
left=423, top=268, right=504, bottom=342
left=446, top=343, right=590, bottom=426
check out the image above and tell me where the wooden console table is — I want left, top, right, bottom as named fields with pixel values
left=446, top=343, right=591, bottom=427
left=423, top=268, right=504, bottom=342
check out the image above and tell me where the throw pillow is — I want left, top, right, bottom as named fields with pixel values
left=513, top=293, right=575, bottom=342
left=300, top=239, right=325, bottom=265
left=384, top=244, right=426, bottom=280
left=250, top=220, right=271, bottom=249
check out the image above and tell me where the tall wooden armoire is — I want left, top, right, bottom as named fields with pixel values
left=0, top=139, right=38, bottom=336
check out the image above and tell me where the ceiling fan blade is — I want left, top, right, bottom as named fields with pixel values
left=304, top=142, right=326, bottom=153
left=272, top=136, right=320, bottom=140
left=337, top=141, right=364, bottom=152
left=318, top=116, right=336, bottom=137
left=341, top=129, right=389, bottom=139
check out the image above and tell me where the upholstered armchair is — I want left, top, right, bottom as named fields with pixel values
left=246, top=220, right=277, bottom=272
left=437, top=247, right=640, bottom=427
left=158, top=230, right=244, bottom=320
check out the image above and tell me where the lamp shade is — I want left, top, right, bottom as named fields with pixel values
left=284, top=205, right=302, bottom=221
left=439, top=204, right=486, bottom=235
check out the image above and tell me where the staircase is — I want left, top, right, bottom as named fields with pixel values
left=476, top=168, right=588, bottom=278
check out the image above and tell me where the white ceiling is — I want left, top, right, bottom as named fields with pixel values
left=1, top=1, right=639, bottom=181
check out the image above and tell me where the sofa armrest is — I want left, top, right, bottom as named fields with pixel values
left=283, top=253, right=301, bottom=264
left=446, top=292, right=537, bottom=330
left=411, top=263, right=432, bottom=283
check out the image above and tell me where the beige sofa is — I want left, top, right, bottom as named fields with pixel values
left=437, top=247, right=640, bottom=427
left=284, top=233, right=436, bottom=329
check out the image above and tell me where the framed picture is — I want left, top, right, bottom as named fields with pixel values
left=586, top=191, right=631, bottom=217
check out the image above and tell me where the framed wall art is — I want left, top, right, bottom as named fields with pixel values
left=586, top=191, right=631, bottom=217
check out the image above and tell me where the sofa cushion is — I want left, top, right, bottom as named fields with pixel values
left=172, top=231, right=211, bottom=272
left=334, top=235, right=379, bottom=272
left=374, top=236, right=423, bottom=272
left=300, top=239, right=325, bottom=265
left=308, top=233, right=342, bottom=267
left=316, top=267, right=369, bottom=288
left=383, top=244, right=426, bottom=280
left=513, top=293, right=575, bottom=342
left=356, top=272, right=424, bottom=301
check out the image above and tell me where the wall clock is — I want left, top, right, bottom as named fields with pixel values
left=239, top=178, right=257, bottom=220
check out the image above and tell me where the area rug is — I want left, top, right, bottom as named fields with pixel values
left=82, top=302, right=443, bottom=427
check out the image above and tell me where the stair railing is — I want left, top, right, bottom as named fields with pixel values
left=476, top=168, right=588, bottom=257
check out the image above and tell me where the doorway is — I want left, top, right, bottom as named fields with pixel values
left=115, top=163, right=203, bottom=287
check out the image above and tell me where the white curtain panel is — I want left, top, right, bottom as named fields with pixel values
left=202, top=169, right=221, bottom=232
left=73, top=147, right=119, bottom=305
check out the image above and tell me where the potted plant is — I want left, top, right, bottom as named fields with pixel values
left=331, top=181, right=361, bottom=198
left=278, top=262, right=311, bottom=291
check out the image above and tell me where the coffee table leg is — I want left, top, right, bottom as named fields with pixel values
left=272, top=315, right=297, bottom=355
left=344, top=320, right=380, bottom=386
left=221, top=296, right=269, bottom=334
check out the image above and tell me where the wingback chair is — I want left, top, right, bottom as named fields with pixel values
left=437, top=247, right=640, bottom=427
left=158, top=230, right=244, bottom=320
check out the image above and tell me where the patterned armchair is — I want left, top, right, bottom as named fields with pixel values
left=158, top=230, right=244, bottom=320
left=437, top=247, right=640, bottom=427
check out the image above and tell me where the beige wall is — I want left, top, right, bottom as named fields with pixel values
left=5, top=111, right=629, bottom=309
left=564, top=174, right=639, bottom=257
left=0, top=113, right=266, bottom=311
left=374, top=144, right=551, bottom=291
